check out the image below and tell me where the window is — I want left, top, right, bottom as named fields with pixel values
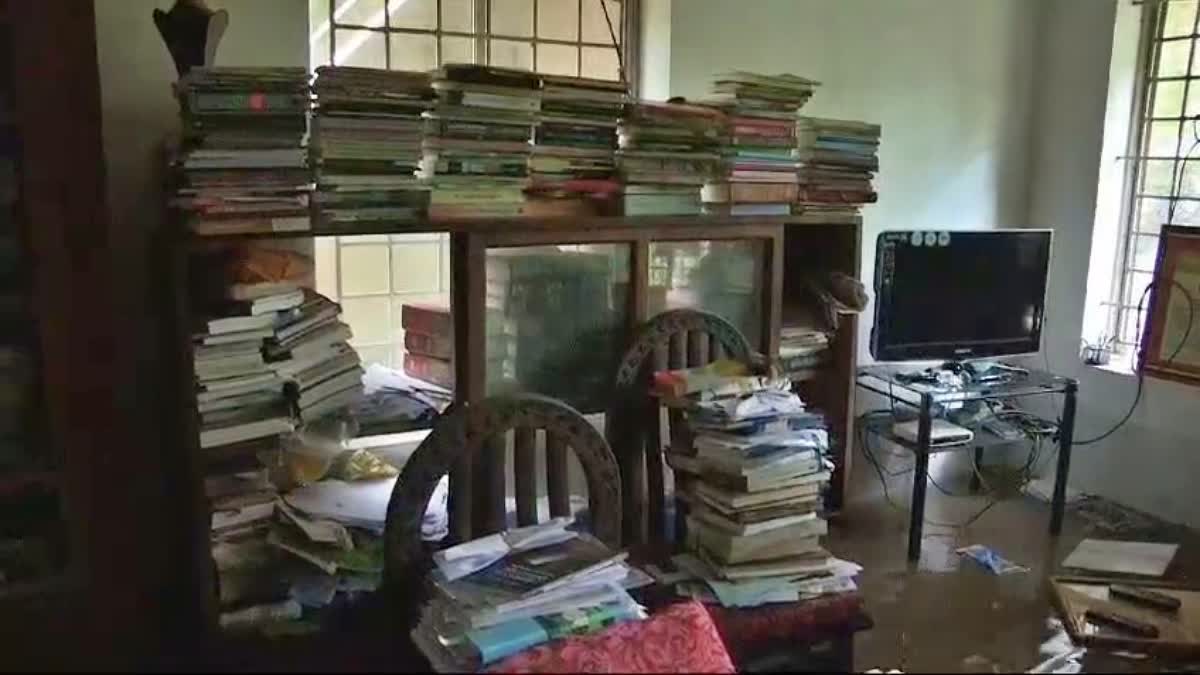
left=1111, top=0, right=1200, bottom=354
left=307, top=0, right=636, bottom=368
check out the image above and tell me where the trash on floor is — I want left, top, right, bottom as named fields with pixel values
left=956, top=544, right=1029, bottom=575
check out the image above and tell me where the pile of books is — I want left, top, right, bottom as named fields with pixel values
left=400, top=302, right=454, bottom=390
left=526, top=75, right=625, bottom=212
left=617, top=102, right=725, bottom=215
left=311, top=66, right=434, bottom=231
left=794, top=117, right=881, bottom=215
left=213, top=462, right=393, bottom=633
left=422, top=64, right=541, bottom=219
left=703, top=72, right=819, bottom=216
left=412, top=518, right=650, bottom=671
left=653, top=361, right=861, bottom=608
left=172, top=67, right=312, bottom=236
left=267, top=292, right=363, bottom=425
left=777, top=327, right=830, bottom=381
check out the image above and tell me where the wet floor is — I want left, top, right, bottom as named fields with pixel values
left=825, top=451, right=1200, bottom=673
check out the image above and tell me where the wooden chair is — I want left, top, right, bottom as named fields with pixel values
left=606, top=308, right=757, bottom=548
left=384, top=392, right=623, bottom=599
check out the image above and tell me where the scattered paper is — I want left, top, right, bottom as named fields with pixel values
left=1061, top=539, right=1177, bottom=577
left=277, top=499, right=354, bottom=551
left=283, top=477, right=395, bottom=533
left=433, top=517, right=577, bottom=582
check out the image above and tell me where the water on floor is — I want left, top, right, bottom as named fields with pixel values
left=825, top=449, right=1200, bottom=673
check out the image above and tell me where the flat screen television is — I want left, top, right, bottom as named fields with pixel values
left=870, top=229, right=1053, bottom=362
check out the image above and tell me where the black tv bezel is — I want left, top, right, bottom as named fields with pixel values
left=869, top=228, right=1053, bottom=363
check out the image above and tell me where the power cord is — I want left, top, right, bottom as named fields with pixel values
left=1072, top=279, right=1195, bottom=445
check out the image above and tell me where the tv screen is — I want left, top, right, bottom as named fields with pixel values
left=870, top=229, right=1053, bottom=361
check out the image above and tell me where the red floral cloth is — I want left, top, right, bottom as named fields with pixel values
left=486, top=601, right=736, bottom=674
left=705, top=592, right=868, bottom=660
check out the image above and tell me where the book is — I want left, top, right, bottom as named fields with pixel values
left=694, top=476, right=825, bottom=511
left=196, top=326, right=275, bottom=346
left=688, top=515, right=827, bottom=565
left=465, top=599, right=643, bottom=666
left=401, top=302, right=452, bottom=338
left=197, top=389, right=284, bottom=415
left=271, top=322, right=354, bottom=361
left=699, top=458, right=822, bottom=493
left=690, top=501, right=818, bottom=537
left=229, top=288, right=306, bottom=316
left=270, top=343, right=359, bottom=381
left=196, top=373, right=283, bottom=403
left=298, top=384, right=364, bottom=421
left=435, top=535, right=626, bottom=615
left=702, top=182, right=798, bottom=204
left=701, top=469, right=829, bottom=498
left=295, top=366, right=364, bottom=408
left=405, top=330, right=454, bottom=360
left=200, top=416, right=294, bottom=449
left=194, top=352, right=268, bottom=381
left=405, top=352, right=454, bottom=389
left=205, top=311, right=278, bottom=336
left=700, top=550, right=835, bottom=581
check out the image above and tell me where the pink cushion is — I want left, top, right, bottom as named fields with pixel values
left=487, top=601, right=736, bottom=674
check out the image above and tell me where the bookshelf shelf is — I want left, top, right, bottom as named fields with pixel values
left=178, top=213, right=863, bottom=243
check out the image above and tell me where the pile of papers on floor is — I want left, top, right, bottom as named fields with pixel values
left=777, top=327, right=830, bottom=381
left=172, top=67, right=312, bottom=236
left=526, top=75, right=625, bottom=212
left=794, top=117, right=881, bottom=216
left=702, top=72, right=819, bottom=216
left=617, top=102, right=725, bottom=215
left=422, top=64, right=540, bottom=219
left=652, top=360, right=861, bottom=608
left=311, top=66, right=433, bottom=231
left=412, top=518, right=651, bottom=671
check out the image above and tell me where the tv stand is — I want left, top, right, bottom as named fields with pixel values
left=856, top=365, right=1078, bottom=562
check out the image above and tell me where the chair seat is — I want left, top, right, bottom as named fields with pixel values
left=486, top=601, right=737, bottom=674
left=706, top=592, right=871, bottom=661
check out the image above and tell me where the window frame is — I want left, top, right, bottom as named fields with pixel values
left=1112, top=0, right=1200, bottom=355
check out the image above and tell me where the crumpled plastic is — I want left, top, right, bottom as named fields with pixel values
left=327, top=448, right=400, bottom=481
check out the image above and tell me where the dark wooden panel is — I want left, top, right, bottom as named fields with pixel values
left=710, top=339, right=725, bottom=362
left=475, top=434, right=507, bottom=536
left=513, top=427, right=537, bottom=527
left=687, top=331, right=708, bottom=367
left=668, top=332, right=686, bottom=370
left=545, top=432, right=571, bottom=518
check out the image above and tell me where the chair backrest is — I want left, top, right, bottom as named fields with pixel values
left=385, top=393, right=622, bottom=586
left=607, top=309, right=755, bottom=547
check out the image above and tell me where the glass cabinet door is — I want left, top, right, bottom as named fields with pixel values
left=485, top=244, right=630, bottom=413
left=648, top=239, right=765, bottom=350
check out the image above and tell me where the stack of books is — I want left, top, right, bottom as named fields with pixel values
left=412, top=519, right=650, bottom=671
left=526, top=75, right=625, bottom=212
left=777, top=327, right=830, bottom=381
left=193, top=289, right=298, bottom=451
left=654, top=362, right=860, bottom=608
left=265, top=292, right=363, bottom=424
left=401, top=302, right=455, bottom=390
left=421, top=64, right=541, bottom=219
left=702, top=72, right=819, bottom=216
left=794, top=117, right=881, bottom=215
left=172, top=67, right=312, bottom=236
left=215, top=471, right=394, bottom=633
left=617, top=102, right=725, bottom=215
left=311, top=66, right=434, bottom=231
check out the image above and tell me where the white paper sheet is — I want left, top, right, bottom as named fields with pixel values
left=1061, top=539, right=1178, bottom=577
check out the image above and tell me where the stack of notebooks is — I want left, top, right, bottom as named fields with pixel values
left=311, top=66, right=434, bottom=231
left=777, top=327, right=830, bottom=381
left=400, top=302, right=455, bottom=390
left=421, top=64, right=541, bottom=219
left=526, top=75, right=625, bottom=211
left=617, top=102, right=725, bottom=215
left=702, top=72, right=819, bottom=216
left=794, top=117, right=881, bottom=215
left=172, top=67, right=313, bottom=236
left=266, top=291, right=364, bottom=424
left=412, top=519, right=650, bottom=671
left=653, top=361, right=861, bottom=608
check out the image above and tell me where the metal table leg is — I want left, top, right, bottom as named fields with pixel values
left=907, top=396, right=934, bottom=562
left=1050, top=381, right=1078, bottom=535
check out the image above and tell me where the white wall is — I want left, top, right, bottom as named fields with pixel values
left=1027, top=0, right=1200, bottom=528
left=659, top=0, right=1039, bottom=363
